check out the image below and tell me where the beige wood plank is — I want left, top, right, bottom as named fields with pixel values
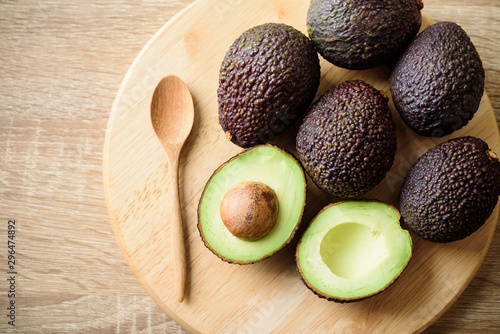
left=0, top=0, right=499, bottom=333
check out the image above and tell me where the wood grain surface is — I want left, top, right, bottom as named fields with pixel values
left=1, top=0, right=499, bottom=333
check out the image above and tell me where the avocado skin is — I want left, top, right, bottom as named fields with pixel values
left=390, top=22, right=485, bottom=137
left=296, top=80, right=397, bottom=198
left=218, top=23, right=321, bottom=148
left=400, top=137, right=500, bottom=243
left=307, top=0, right=423, bottom=70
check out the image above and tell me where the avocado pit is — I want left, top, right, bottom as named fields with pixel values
left=220, top=181, right=279, bottom=241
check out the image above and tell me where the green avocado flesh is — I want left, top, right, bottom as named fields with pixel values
left=198, top=145, right=306, bottom=264
left=297, top=201, right=412, bottom=302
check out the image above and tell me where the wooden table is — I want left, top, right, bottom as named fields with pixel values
left=1, top=1, right=499, bottom=333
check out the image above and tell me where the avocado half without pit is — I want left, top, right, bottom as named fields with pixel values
left=296, top=201, right=413, bottom=302
left=198, top=144, right=306, bottom=264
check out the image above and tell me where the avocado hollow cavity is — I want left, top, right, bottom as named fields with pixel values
left=320, top=222, right=389, bottom=280
left=198, top=145, right=307, bottom=264
left=297, top=201, right=413, bottom=302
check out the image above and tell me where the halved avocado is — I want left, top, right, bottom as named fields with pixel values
left=296, top=200, right=412, bottom=302
left=198, top=144, right=307, bottom=264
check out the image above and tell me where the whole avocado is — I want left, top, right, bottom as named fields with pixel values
left=218, top=23, right=321, bottom=148
left=296, top=80, right=397, bottom=198
left=306, top=0, right=423, bottom=70
left=400, top=137, right=500, bottom=243
left=390, top=22, right=485, bottom=137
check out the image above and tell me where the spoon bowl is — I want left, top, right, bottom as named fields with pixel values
left=150, top=75, right=194, bottom=302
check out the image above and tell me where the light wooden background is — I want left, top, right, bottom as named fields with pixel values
left=0, top=0, right=499, bottom=333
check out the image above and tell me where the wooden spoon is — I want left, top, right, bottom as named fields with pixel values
left=150, top=75, right=194, bottom=302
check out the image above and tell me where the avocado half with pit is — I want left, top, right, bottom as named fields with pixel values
left=198, top=144, right=307, bottom=264
left=296, top=201, right=412, bottom=302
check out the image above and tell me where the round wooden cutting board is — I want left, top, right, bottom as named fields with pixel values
left=103, top=1, right=500, bottom=333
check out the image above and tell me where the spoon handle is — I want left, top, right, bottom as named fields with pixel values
left=170, top=156, right=186, bottom=302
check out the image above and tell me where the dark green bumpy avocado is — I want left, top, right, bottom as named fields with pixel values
left=296, top=80, right=397, bottom=198
left=306, top=0, right=423, bottom=70
left=218, top=23, right=321, bottom=148
left=400, top=137, right=500, bottom=243
left=390, top=22, right=485, bottom=137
